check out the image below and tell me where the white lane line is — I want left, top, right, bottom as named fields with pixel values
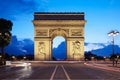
left=61, top=65, right=71, bottom=80
left=50, top=65, right=58, bottom=80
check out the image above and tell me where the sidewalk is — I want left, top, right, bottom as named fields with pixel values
left=84, top=61, right=120, bottom=72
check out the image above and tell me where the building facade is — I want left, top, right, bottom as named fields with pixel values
left=33, top=12, right=86, bottom=61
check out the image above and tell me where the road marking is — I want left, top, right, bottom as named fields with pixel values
left=61, top=65, right=71, bottom=80
left=50, top=65, right=58, bottom=80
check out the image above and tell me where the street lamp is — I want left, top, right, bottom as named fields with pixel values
left=91, top=57, right=94, bottom=61
left=0, top=55, right=2, bottom=60
left=23, top=56, right=26, bottom=60
left=104, top=56, right=106, bottom=61
left=12, top=56, right=16, bottom=60
left=108, top=30, right=119, bottom=66
left=117, top=55, right=119, bottom=59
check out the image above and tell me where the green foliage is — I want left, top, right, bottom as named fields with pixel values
left=0, top=31, right=11, bottom=47
left=0, top=18, right=13, bottom=32
left=0, top=18, right=13, bottom=65
left=0, top=18, right=13, bottom=47
left=85, top=51, right=104, bottom=60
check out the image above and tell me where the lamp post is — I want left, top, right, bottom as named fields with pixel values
left=0, top=55, right=2, bottom=60
left=91, top=57, right=94, bottom=61
left=12, top=56, right=16, bottom=61
left=23, top=56, right=26, bottom=60
left=117, top=55, right=119, bottom=59
left=108, top=30, right=119, bottom=66
left=104, top=56, right=106, bottom=61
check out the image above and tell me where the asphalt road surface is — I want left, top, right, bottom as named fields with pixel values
left=0, top=62, right=120, bottom=80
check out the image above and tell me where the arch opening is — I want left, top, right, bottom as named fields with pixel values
left=52, top=36, right=67, bottom=61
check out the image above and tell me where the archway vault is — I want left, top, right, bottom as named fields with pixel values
left=33, top=12, right=86, bottom=61
left=50, top=28, right=68, bottom=40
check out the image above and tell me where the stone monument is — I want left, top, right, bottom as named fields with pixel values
left=33, top=12, right=86, bottom=61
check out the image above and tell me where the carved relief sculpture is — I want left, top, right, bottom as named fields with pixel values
left=36, top=29, right=48, bottom=36
left=72, top=41, right=81, bottom=55
left=71, top=29, right=83, bottom=36
left=38, top=42, right=45, bottom=55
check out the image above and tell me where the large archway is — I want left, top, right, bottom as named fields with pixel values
left=33, top=12, right=86, bottom=61
left=50, top=29, right=68, bottom=60
left=52, top=36, right=66, bottom=60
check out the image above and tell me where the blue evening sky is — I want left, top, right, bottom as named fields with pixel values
left=0, top=0, right=120, bottom=47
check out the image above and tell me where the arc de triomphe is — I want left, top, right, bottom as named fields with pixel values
left=33, top=12, right=86, bottom=61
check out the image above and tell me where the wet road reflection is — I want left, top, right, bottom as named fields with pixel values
left=0, top=62, right=120, bottom=80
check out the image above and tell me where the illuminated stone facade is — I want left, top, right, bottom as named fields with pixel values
left=33, top=12, right=86, bottom=61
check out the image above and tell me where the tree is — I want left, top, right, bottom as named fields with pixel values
left=0, top=18, right=13, bottom=65
left=84, top=51, right=97, bottom=60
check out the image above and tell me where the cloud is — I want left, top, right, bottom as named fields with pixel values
left=92, top=45, right=120, bottom=57
left=84, top=43, right=107, bottom=51
left=0, top=0, right=47, bottom=19
left=84, top=42, right=120, bottom=57
left=4, top=35, right=34, bottom=56
left=52, top=41, right=66, bottom=60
